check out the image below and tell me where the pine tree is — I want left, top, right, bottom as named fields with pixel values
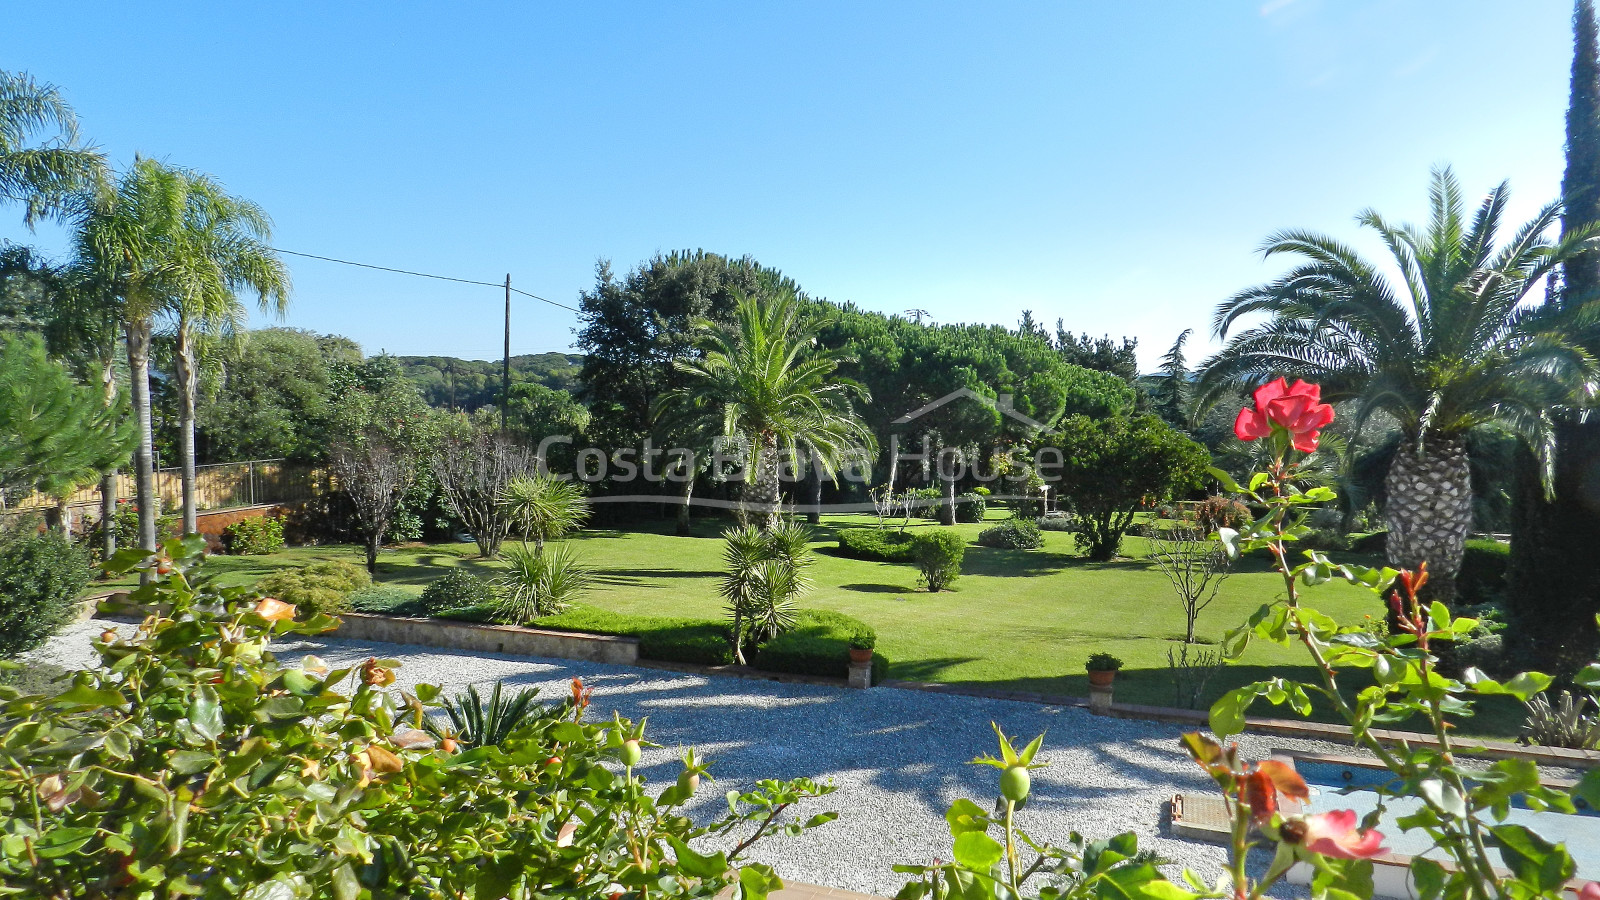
left=0, top=333, right=134, bottom=509
left=1506, top=0, right=1600, bottom=672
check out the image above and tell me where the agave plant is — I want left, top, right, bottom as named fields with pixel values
left=423, top=681, right=556, bottom=748
left=1520, top=690, right=1600, bottom=750
left=494, top=543, right=592, bottom=623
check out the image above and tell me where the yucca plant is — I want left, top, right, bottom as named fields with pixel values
left=1520, top=690, right=1600, bottom=749
left=719, top=523, right=814, bottom=663
left=422, top=681, right=556, bottom=749
left=499, top=473, right=590, bottom=555
left=494, top=543, right=591, bottom=623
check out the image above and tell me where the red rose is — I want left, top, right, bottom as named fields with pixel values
left=1233, top=378, right=1334, bottom=452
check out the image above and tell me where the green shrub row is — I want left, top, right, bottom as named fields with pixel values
left=528, top=605, right=883, bottom=681
left=1459, top=538, right=1509, bottom=604
left=835, top=527, right=917, bottom=562
left=754, top=609, right=885, bottom=683
left=0, top=530, right=90, bottom=658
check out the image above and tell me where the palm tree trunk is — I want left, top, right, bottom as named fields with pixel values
left=676, top=465, right=695, bottom=537
left=98, top=352, right=119, bottom=560
left=806, top=450, right=822, bottom=526
left=1385, top=434, right=1473, bottom=604
left=124, top=319, right=158, bottom=554
left=174, top=317, right=199, bottom=536
left=749, top=431, right=781, bottom=531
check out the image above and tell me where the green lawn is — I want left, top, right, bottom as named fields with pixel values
left=90, top=511, right=1523, bottom=736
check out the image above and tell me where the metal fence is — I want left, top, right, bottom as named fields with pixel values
left=2, top=459, right=330, bottom=515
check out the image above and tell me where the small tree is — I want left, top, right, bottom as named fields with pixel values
left=432, top=421, right=538, bottom=559
left=1145, top=523, right=1231, bottom=643
left=500, top=473, right=591, bottom=555
left=330, top=439, right=413, bottom=575
left=1045, top=414, right=1210, bottom=561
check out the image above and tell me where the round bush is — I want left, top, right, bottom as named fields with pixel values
left=977, top=517, right=1043, bottom=550
left=419, top=569, right=496, bottom=614
left=256, top=559, right=371, bottom=618
left=911, top=529, right=965, bottom=592
left=0, top=531, right=90, bottom=658
left=224, top=515, right=285, bottom=555
left=835, top=527, right=916, bottom=562
left=954, top=493, right=987, bottom=523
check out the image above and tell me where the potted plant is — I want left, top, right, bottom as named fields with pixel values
left=1085, top=652, right=1122, bottom=687
left=848, top=629, right=876, bottom=665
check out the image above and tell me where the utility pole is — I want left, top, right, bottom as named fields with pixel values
left=502, top=274, right=511, bottom=432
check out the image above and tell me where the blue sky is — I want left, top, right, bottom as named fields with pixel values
left=0, top=1, right=1577, bottom=370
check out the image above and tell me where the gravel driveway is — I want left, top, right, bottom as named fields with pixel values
left=34, top=620, right=1353, bottom=896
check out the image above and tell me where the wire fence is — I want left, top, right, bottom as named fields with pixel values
left=1, top=459, right=331, bottom=516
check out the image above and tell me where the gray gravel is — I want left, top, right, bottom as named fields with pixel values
left=32, top=620, right=1360, bottom=896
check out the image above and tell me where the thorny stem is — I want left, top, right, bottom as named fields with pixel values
left=1004, top=799, right=1019, bottom=890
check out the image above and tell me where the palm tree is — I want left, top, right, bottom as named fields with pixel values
left=163, top=172, right=288, bottom=535
left=665, top=290, right=875, bottom=530
left=0, top=69, right=106, bottom=226
left=1198, top=167, right=1600, bottom=601
left=69, top=158, right=190, bottom=552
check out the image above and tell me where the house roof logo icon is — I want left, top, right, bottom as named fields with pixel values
left=890, top=388, right=1049, bottom=433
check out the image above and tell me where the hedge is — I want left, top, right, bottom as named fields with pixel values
left=835, top=527, right=917, bottom=563
left=1459, top=539, right=1509, bottom=604
left=530, top=606, right=733, bottom=666
left=753, top=609, right=885, bottom=684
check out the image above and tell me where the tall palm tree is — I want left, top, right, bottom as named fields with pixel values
left=0, top=69, right=106, bottom=226
left=164, top=172, right=288, bottom=534
left=665, top=290, right=875, bottom=530
left=1198, top=167, right=1600, bottom=601
left=69, top=158, right=190, bottom=552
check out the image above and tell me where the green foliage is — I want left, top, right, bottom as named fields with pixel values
left=0, top=332, right=133, bottom=497
left=196, top=328, right=361, bottom=463
left=418, top=569, right=496, bottom=614
left=1036, top=515, right=1076, bottom=532
left=423, top=681, right=559, bottom=749
left=1194, top=495, right=1251, bottom=535
left=954, top=492, right=987, bottom=523
left=1520, top=690, right=1600, bottom=750
left=346, top=585, right=419, bottom=614
left=223, top=514, right=285, bottom=555
left=977, top=517, right=1043, bottom=550
left=911, top=529, right=965, bottom=591
left=494, top=544, right=592, bottom=622
left=896, top=726, right=1177, bottom=900
left=0, top=529, right=88, bottom=657
left=1460, top=539, right=1510, bottom=604
left=1085, top=652, right=1123, bottom=672
left=255, top=559, right=372, bottom=617
left=752, top=609, right=883, bottom=682
left=397, top=351, right=583, bottom=412
left=835, top=527, right=916, bottom=561
left=0, top=539, right=834, bottom=899
left=1044, top=413, right=1210, bottom=561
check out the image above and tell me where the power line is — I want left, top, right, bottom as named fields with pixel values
left=271, top=247, right=580, bottom=312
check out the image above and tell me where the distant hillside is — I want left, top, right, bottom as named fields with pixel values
left=396, top=352, right=583, bottom=410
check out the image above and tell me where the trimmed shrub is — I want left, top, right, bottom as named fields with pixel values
left=1194, top=496, right=1250, bottom=535
left=911, top=529, right=964, bottom=591
left=224, top=515, right=285, bottom=555
left=1459, top=539, right=1510, bottom=604
left=1349, top=531, right=1387, bottom=555
left=977, top=517, right=1043, bottom=550
left=907, top=486, right=943, bottom=520
left=419, top=569, right=496, bottom=614
left=754, top=609, right=885, bottom=683
left=532, top=605, right=733, bottom=666
left=1037, top=515, right=1076, bottom=532
left=0, top=531, right=90, bottom=658
left=954, top=493, right=987, bottom=523
left=256, top=559, right=372, bottom=618
left=836, top=527, right=917, bottom=562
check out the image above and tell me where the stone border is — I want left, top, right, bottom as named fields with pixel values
left=884, top=680, right=1600, bottom=769
left=332, top=613, right=640, bottom=666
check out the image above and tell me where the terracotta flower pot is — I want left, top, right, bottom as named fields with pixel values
left=848, top=647, right=874, bottom=665
left=1087, top=669, right=1116, bottom=688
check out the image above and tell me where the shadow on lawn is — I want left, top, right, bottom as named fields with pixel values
left=838, top=582, right=911, bottom=594
left=591, top=567, right=721, bottom=587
